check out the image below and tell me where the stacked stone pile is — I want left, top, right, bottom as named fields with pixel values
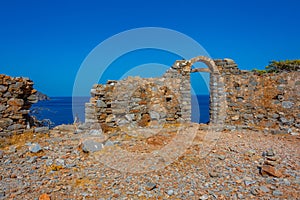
left=0, top=74, right=37, bottom=136
left=260, top=149, right=283, bottom=178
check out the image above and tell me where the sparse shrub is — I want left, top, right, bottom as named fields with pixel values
left=266, top=60, right=300, bottom=73
left=252, top=59, right=300, bottom=74
left=252, top=69, right=267, bottom=75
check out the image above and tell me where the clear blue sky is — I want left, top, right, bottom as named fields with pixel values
left=0, top=0, right=299, bottom=96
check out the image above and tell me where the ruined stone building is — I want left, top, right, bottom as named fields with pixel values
left=86, top=56, right=299, bottom=134
left=0, top=56, right=298, bottom=137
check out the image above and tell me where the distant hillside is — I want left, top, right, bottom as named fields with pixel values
left=36, top=91, right=50, bottom=101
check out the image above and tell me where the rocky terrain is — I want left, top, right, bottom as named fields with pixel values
left=0, top=123, right=299, bottom=199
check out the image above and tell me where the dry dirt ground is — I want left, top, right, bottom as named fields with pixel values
left=0, top=123, right=299, bottom=199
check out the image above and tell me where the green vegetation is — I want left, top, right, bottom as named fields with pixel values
left=252, top=59, right=300, bottom=74
left=251, top=69, right=267, bottom=75
left=266, top=60, right=300, bottom=72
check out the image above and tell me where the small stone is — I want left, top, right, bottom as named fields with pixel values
left=282, top=101, right=293, bottom=109
left=74, top=129, right=83, bottom=134
left=145, top=182, right=156, bottom=191
left=0, top=150, right=3, bottom=159
left=117, top=119, right=128, bottom=126
left=7, top=124, right=23, bottom=131
left=244, top=180, right=256, bottom=186
left=228, top=146, right=238, bottom=153
left=55, top=159, right=65, bottom=166
left=27, top=94, right=38, bottom=103
left=77, top=123, right=90, bottom=130
left=166, top=189, right=174, bottom=196
left=266, top=156, right=278, bottom=161
left=10, top=173, right=17, bottom=178
left=9, top=146, right=17, bottom=153
left=283, top=179, right=290, bottom=186
left=209, top=171, right=219, bottom=178
left=29, top=143, right=42, bottom=153
left=46, top=159, right=53, bottom=166
left=89, top=129, right=102, bottom=135
left=261, top=165, right=282, bottom=177
left=104, top=140, right=114, bottom=147
left=237, top=193, right=244, bottom=199
left=25, top=142, right=32, bottom=146
left=290, top=131, right=299, bottom=136
left=4, top=159, right=12, bottom=164
left=266, top=149, right=275, bottom=157
left=264, top=160, right=278, bottom=166
left=7, top=98, right=24, bottom=106
left=272, top=190, right=283, bottom=196
left=188, top=191, right=194, bottom=196
left=250, top=187, right=259, bottom=195
left=217, top=155, right=225, bottom=160
left=231, top=115, right=239, bottom=121
left=0, top=85, right=7, bottom=92
left=66, top=163, right=76, bottom=168
left=27, top=156, right=38, bottom=163
left=149, top=111, right=160, bottom=120
left=112, top=193, right=119, bottom=198
left=39, top=193, right=50, bottom=200
left=34, top=127, right=49, bottom=134
left=245, top=149, right=256, bottom=157
left=81, top=140, right=103, bottom=153
left=200, top=194, right=209, bottom=200
left=259, top=185, right=270, bottom=193
left=96, top=100, right=107, bottom=108
left=235, top=167, right=244, bottom=172
left=235, top=179, right=243, bottom=184
left=43, top=146, right=50, bottom=150
left=125, top=114, right=134, bottom=121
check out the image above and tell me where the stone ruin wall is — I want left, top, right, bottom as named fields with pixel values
left=0, top=74, right=37, bottom=137
left=216, top=59, right=300, bottom=134
left=85, top=61, right=191, bottom=131
left=0, top=58, right=298, bottom=138
left=86, top=56, right=299, bottom=134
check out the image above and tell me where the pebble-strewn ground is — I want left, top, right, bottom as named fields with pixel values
left=0, top=124, right=299, bottom=200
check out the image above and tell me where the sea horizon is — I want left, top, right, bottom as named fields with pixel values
left=31, top=95, right=210, bottom=127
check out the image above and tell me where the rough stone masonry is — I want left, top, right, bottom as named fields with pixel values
left=85, top=59, right=192, bottom=131
left=215, top=59, right=300, bottom=134
left=85, top=56, right=226, bottom=132
left=86, top=56, right=299, bottom=134
left=0, top=75, right=37, bottom=137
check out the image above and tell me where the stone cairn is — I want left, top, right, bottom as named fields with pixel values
left=260, top=149, right=282, bottom=178
left=0, top=74, right=37, bottom=137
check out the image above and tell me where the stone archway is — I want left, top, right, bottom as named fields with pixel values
left=175, top=56, right=226, bottom=126
left=86, top=55, right=226, bottom=129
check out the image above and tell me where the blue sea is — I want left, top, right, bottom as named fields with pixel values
left=30, top=95, right=210, bottom=127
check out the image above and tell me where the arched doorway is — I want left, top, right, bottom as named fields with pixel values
left=178, top=56, right=226, bottom=125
